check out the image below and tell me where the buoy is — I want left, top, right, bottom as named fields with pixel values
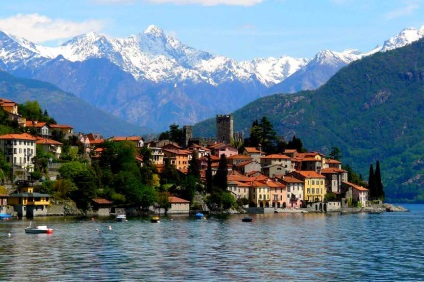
left=8, top=233, right=11, bottom=237
left=92, top=217, right=95, bottom=222
left=108, top=226, right=112, bottom=230
left=96, top=228, right=99, bottom=232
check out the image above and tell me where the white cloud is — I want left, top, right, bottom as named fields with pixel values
left=144, top=0, right=264, bottom=6
left=0, top=14, right=106, bottom=43
left=385, top=2, right=420, bottom=20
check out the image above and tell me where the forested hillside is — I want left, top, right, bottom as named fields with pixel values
left=194, top=38, right=424, bottom=202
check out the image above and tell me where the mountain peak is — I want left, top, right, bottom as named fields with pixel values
left=144, top=25, right=164, bottom=37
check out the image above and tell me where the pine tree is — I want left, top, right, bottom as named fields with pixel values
left=368, top=164, right=376, bottom=199
left=374, top=160, right=385, bottom=200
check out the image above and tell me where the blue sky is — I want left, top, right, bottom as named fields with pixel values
left=0, top=0, right=423, bottom=61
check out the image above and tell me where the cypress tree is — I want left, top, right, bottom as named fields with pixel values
left=374, top=160, right=385, bottom=200
left=368, top=164, right=376, bottom=200
left=206, top=155, right=213, bottom=193
left=188, top=152, right=200, bottom=180
left=213, top=154, right=228, bottom=191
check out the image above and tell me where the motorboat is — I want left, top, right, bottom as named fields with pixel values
left=116, top=214, right=127, bottom=222
left=25, top=223, right=53, bottom=234
left=0, top=213, right=12, bottom=220
left=195, top=212, right=205, bottom=219
left=151, top=216, right=160, bottom=223
left=242, top=216, right=254, bottom=222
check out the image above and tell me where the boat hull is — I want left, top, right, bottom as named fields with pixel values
left=25, top=227, right=53, bottom=234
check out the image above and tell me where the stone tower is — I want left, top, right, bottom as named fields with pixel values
left=182, top=125, right=193, bottom=148
left=216, top=114, right=233, bottom=144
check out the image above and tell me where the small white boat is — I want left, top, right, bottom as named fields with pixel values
left=116, top=214, right=127, bottom=222
left=25, top=223, right=53, bottom=234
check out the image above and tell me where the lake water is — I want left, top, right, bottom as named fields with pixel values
left=1, top=204, right=423, bottom=281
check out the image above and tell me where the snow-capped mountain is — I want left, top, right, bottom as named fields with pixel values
left=0, top=25, right=423, bottom=131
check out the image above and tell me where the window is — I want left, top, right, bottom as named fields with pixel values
left=307, top=188, right=310, bottom=194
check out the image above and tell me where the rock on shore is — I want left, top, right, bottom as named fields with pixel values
left=383, top=203, right=409, bottom=212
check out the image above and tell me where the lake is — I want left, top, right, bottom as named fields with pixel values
left=1, top=204, right=423, bottom=281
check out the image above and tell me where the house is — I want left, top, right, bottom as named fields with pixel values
left=234, top=160, right=262, bottom=175
left=342, top=181, right=369, bottom=207
left=243, top=147, right=265, bottom=162
left=26, top=121, right=50, bottom=138
left=49, top=124, right=74, bottom=135
left=278, top=175, right=304, bottom=208
left=296, top=152, right=326, bottom=172
left=150, top=146, right=164, bottom=165
left=268, top=179, right=287, bottom=208
left=227, top=180, right=250, bottom=201
left=0, top=98, right=26, bottom=127
left=168, top=196, right=190, bottom=214
left=208, top=142, right=238, bottom=158
left=36, top=137, right=63, bottom=159
left=290, top=170, right=326, bottom=203
left=227, top=154, right=252, bottom=166
left=8, top=180, right=50, bottom=218
left=260, top=153, right=292, bottom=177
left=0, top=133, right=37, bottom=180
left=108, top=136, right=144, bottom=148
left=249, top=180, right=270, bottom=208
left=91, top=198, right=113, bottom=216
left=162, top=148, right=191, bottom=170
left=321, top=167, right=348, bottom=194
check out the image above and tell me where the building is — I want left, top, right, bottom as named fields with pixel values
left=278, top=175, right=304, bottom=208
left=291, top=171, right=326, bottom=203
left=342, top=181, right=369, bottom=207
left=168, top=196, right=190, bottom=214
left=162, top=148, right=191, bottom=170
left=36, top=137, right=63, bottom=159
left=0, top=133, right=37, bottom=180
left=268, top=179, right=287, bottom=208
left=8, top=181, right=51, bottom=218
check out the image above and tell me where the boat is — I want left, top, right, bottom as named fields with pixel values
left=116, top=214, right=127, bottom=222
left=25, top=223, right=53, bottom=234
left=195, top=212, right=205, bottom=219
left=0, top=213, right=12, bottom=220
left=151, top=216, right=160, bottom=223
left=242, top=216, right=254, bottom=222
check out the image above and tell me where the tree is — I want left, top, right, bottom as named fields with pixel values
left=287, top=135, right=306, bottom=152
left=368, top=164, right=377, bottom=199
left=248, top=119, right=261, bottom=147
left=160, top=158, right=180, bottom=185
left=213, top=154, right=228, bottom=191
left=188, top=152, right=200, bottom=179
left=329, top=146, right=342, bottom=160
left=259, top=116, right=277, bottom=153
left=157, top=192, right=171, bottom=215
left=375, top=160, right=385, bottom=200
left=206, top=154, right=213, bottom=193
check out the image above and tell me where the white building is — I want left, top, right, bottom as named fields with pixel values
left=0, top=133, right=37, bottom=179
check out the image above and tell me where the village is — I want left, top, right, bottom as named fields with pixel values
left=0, top=98, right=393, bottom=219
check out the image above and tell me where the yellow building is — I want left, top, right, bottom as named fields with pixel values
left=8, top=181, right=51, bottom=218
left=162, top=148, right=191, bottom=171
left=291, top=171, right=326, bottom=203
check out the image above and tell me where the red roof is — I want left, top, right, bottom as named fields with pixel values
left=36, top=137, right=63, bottom=145
left=92, top=198, right=112, bottom=205
left=0, top=133, right=37, bottom=141
left=169, top=196, right=190, bottom=203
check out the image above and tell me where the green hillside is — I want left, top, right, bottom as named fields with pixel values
left=0, top=70, right=149, bottom=137
left=194, top=38, right=424, bottom=202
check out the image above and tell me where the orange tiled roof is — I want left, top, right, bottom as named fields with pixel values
left=228, top=154, right=251, bottom=160
left=92, top=198, right=112, bottom=204
left=169, top=196, right=190, bottom=203
left=295, top=171, right=325, bottom=179
left=321, top=167, right=345, bottom=174
left=36, top=137, right=63, bottom=145
left=261, top=154, right=291, bottom=159
left=244, top=147, right=262, bottom=153
left=163, top=148, right=191, bottom=155
left=49, top=124, right=73, bottom=129
left=279, top=176, right=304, bottom=183
left=343, top=181, right=369, bottom=191
left=327, top=159, right=342, bottom=164
left=0, top=133, right=36, bottom=141
left=26, top=121, right=47, bottom=128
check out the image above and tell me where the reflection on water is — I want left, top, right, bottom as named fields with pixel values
left=1, top=204, right=424, bottom=281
